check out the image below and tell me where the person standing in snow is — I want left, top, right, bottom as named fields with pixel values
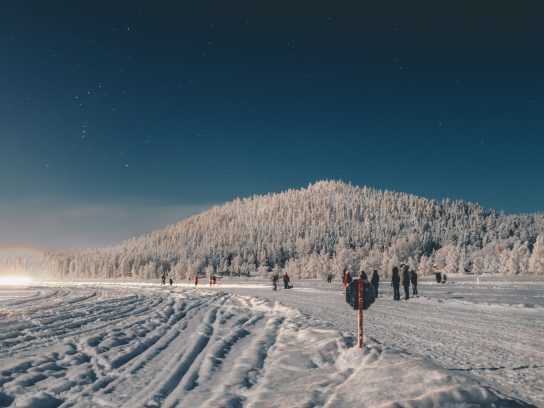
left=272, top=273, right=279, bottom=291
left=410, top=270, right=418, bottom=295
left=371, top=270, right=380, bottom=297
left=391, top=267, right=400, bottom=301
left=327, top=273, right=333, bottom=283
left=169, top=277, right=173, bottom=286
left=401, top=265, right=410, bottom=300
left=343, top=271, right=353, bottom=288
left=194, top=275, right=199, bottom=287
left=435, top=272, right=442, bottom=283
left=283, top=273, right=290, bottom=289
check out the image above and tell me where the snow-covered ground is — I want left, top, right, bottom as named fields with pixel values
left=0, top=276, right=541, bottom=407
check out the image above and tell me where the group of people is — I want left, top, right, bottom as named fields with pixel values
left=190, top=274, right=219, bottom=287
left=178, top=265, right=422, bottom=302
left=390, top=264, right=418, bottom=300
left=339, top=265, right=419, bottom=301
left=272, top=272, right=291, bottom=290
left=160, top=274, right=174, bottom=286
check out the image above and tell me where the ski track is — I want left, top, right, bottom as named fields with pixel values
left=217, top=279, right=544, bottom=407
left=0, top=282, right=539, bottom=408
left=0, top=287, right=295, bottom=408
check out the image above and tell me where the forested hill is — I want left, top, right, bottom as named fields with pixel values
left=8, top=180, right=544, bottom=279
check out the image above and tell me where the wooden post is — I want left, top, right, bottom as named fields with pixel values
left=358, top=277, right=363, bottom=348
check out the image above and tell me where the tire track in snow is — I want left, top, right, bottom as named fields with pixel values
left=1, top=290, right=169, bottom=353
left=137, top=305, right=221, bottom=407
left=1, top=283, right=533, bottom=408
left=216, top=281, right=544, bottom=407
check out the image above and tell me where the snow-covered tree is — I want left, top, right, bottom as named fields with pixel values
left=418, top=254, right=434, bottom=275
left=505, top=241, right=530, bottom=275
left=529, top=236, right=544, bottom=274
left=258, top=264, right=269, bottom=278
left=470, top=250, right=485, bottom=275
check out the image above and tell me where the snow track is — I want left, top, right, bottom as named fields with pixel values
left=218, top=277, right=544, bottom=407
left=0, top=284, right=533, bottom=407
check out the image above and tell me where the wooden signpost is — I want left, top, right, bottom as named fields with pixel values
left=357, top=276, right=363, bottom=348
left=346, top=275, right=375, bottom=349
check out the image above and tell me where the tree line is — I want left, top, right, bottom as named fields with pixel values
left=2, top=181, right=544, bottom=279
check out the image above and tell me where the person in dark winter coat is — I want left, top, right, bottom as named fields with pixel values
left=283, top=273, right=290, bottom=289
left=169, top=277, right=173, bottom=286
left=361, top=272, right=376, bottom=309
left=272, top=274, right=279, bottom=291
left=327, top=273, right=333, bottom=283
left=343, top=271, right=353, bottom=288
left=194, top=275, right=199, bottom=287
left=371, top=270, right=380, bottom=297
left=410, top=270, right=418, bottom=295
left=435, top=272, right=442, bottom=283
left=391, top=267, right=400, bottom=300
left=401, top=265, right=410, bottom=300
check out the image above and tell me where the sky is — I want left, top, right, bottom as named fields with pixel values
left=1, top=1, right=543, bottom=249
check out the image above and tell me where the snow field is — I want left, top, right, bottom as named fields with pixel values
left=0, top=283, right=534, bottom=407
left=213, top=276, right=544, bottom=407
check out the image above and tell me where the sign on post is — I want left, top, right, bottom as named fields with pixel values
left=345, top=277, right=376, bottom=349
left=358, top=277, right=363, bottom=348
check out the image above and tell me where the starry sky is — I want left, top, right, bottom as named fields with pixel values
left=1, top=1, right=543, bottom=249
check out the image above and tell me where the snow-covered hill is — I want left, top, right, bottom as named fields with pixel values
left=3, top=180, right=544, bottom=279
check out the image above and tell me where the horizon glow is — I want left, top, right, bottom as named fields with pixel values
left=0, top=276, right=34, bottom=286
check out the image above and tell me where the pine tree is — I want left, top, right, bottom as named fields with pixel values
left=529, top=236, right=544, bottom=274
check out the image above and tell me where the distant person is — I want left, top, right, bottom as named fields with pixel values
left=327, top=273, right=333, bottom=283
left=169, top=277, right=173, bottom=286
left=283, top=273, right=291, bottom=289
left=391, top=267, right=400, bottom=301
left=272, top=274, right=279, bottom=291
left=442, top=273, right=447, bottom=284
left=343, top=271, right=353, bottom=288
left=435, top=272, right=442, bottom=284
left=212, top=275, right=217, bottom=286
left=401, top=265, right=410, bottom=300
left=361, top=271, right=377, bottom=309
left=410, top=270, right=418, bottom=295
left=194, top=275, right=199, bottom=287
left=371, top=270, right=380, bottom=297
left=161, top=275, right=166, bottom=285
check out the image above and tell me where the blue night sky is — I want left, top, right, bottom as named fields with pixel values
left=1, top=1, right=543, bottom=249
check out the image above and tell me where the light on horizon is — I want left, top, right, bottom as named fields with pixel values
left=0, top=276, right=33, bottom=286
